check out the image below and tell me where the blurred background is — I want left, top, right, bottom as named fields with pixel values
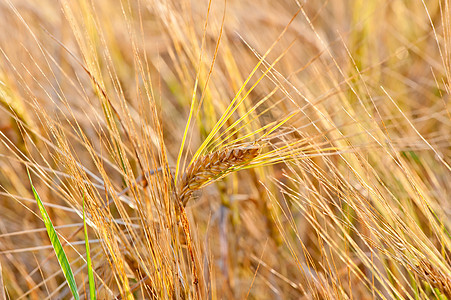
left=0, top=0, right=450, bottom=299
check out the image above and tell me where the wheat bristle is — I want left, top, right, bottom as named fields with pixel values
left=179, top=146, right=260, bottom=205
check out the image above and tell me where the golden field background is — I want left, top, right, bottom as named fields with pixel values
left=0, top=0, right=450, bottom=299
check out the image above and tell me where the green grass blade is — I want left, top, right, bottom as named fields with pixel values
left=28, top=170, right=80, bottom=300
left=83, top=199, right=96, bottom=300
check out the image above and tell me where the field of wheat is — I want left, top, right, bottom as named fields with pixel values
left=0, top=0, right=450, bottom=299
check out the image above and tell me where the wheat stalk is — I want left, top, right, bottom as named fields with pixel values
left=179, top=145, right=260, bottom=206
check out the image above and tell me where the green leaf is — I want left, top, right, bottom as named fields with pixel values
left=83, top=199, right=96, bottom=300
left=28, top=170, right=80, bottom=300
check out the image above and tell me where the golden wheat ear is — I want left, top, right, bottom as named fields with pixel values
left=415, top=259, right=451, bottom=298
left=178, top=145, right=260, bottom=206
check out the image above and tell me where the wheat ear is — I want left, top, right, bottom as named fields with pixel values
left=179, top=146, right=260, bottom=206
left=415, top=259, right=451, bottom=297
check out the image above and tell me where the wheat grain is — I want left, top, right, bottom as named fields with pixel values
left=415, top=259, right=451, bottom=298
left=179, top=146, right=260, bottom=206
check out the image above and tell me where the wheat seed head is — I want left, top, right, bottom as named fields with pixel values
left=179, top=145, right=260, bottom=206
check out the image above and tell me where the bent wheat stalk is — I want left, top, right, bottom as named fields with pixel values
left=179, top=145, right=260, bottom=206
